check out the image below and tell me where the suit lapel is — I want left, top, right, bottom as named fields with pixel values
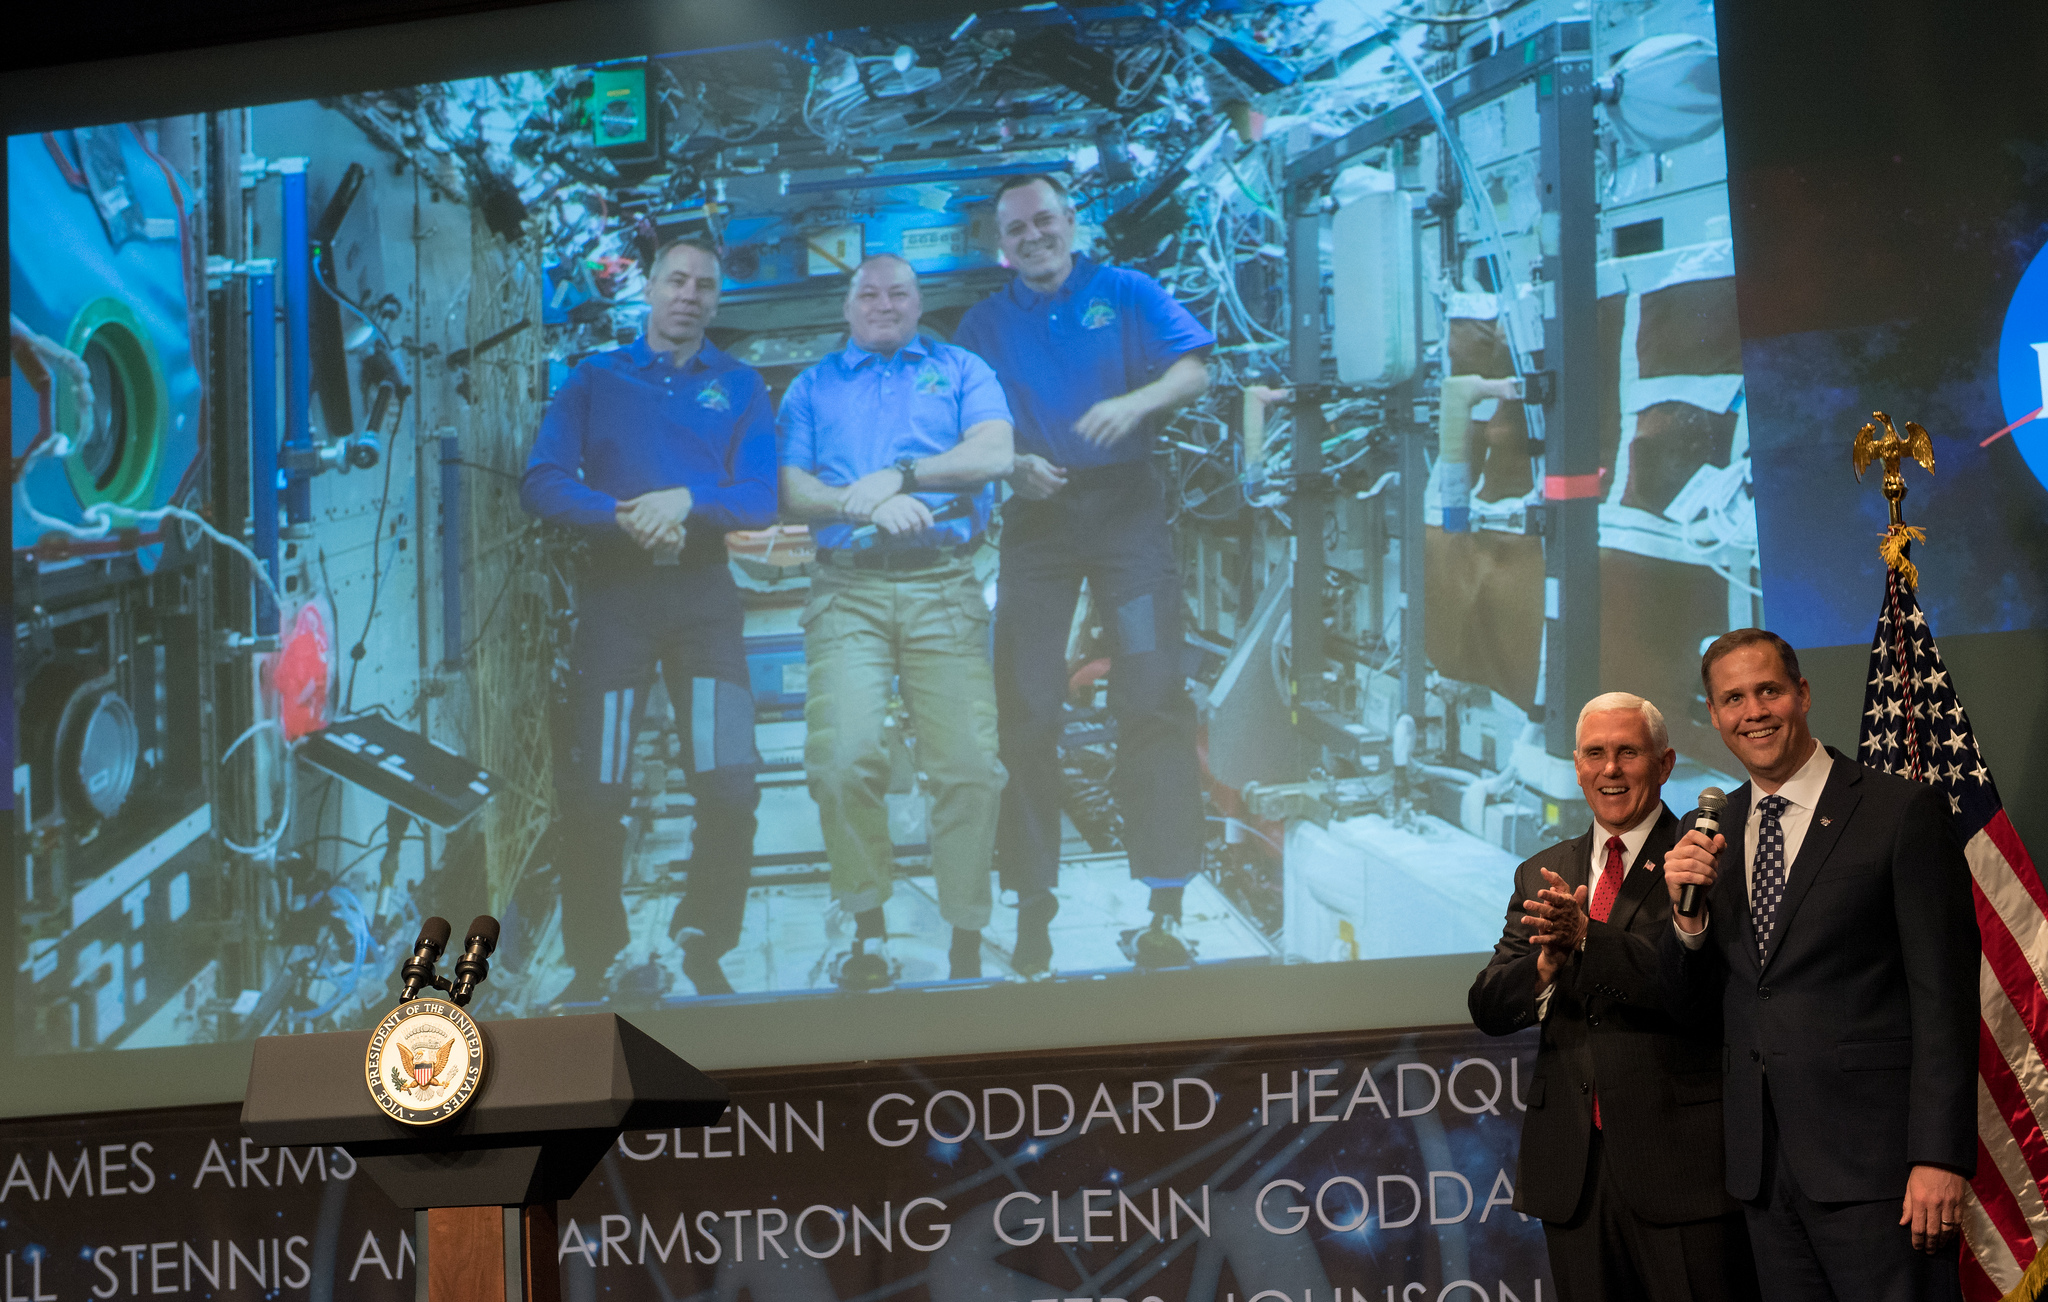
left=1721, top=783, right=1757, bottom=966
left=1608, top=805, right=1678, bottom=931
left=1760, top=751, right=1863, bottom=971
left=1557, top=828, right=1595, bottom=895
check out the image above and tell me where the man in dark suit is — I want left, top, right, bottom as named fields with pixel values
left=1662, top=628, right=1978, bottom=1301
left=1472, top=692, right=1757, bottom=1301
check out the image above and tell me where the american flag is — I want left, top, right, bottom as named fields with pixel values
left=1858, top=564, right=2046, bottom=1299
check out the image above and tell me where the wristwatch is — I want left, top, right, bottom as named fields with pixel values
left=894, top=456, right=920, bottom=494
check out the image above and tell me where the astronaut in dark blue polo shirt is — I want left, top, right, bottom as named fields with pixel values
left=522, top=237, right=776, bottom=1005
left=954, top=174, right=1214, bottom=976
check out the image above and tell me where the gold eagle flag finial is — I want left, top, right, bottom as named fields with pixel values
left=1852, top=411, right=1935, bottom=587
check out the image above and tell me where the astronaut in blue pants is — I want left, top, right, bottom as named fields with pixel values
left=954, top=175, right=1213, bottom=976
left=521, top=238, right=776, bottom=1003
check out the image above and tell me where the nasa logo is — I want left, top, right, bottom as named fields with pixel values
left=364, top=999, right=487, bottom=1126
left=1995, top=241, right=2048, bottom=498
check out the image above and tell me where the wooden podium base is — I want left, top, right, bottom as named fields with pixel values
left=418, top=1204, right=560, bottom=1302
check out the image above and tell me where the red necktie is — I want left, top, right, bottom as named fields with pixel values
left=1591, top=835, right=1625, bottom=922
left=1589, top=836, right=1625, bottom=1129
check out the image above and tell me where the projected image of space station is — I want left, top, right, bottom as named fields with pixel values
left=9, top=0, right=1755, bottom=1052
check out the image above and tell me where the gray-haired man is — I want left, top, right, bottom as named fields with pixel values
left=1470, top=692, right=1756, bottom=1302
left=780, top=254, right=1015, bottom=986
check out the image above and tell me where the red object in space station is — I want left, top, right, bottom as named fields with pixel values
left=277, top=600, right=336, bottom=742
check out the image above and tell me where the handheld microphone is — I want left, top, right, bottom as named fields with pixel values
left=1677, top=787, right=1728, bottom=918
left=397, top=916, right=453, bottom=1004
left=449, top=915, right=501, bottom=1007
left=847, top=495, right=974, bottom=547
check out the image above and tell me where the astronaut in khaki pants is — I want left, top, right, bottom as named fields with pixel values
left=779, top=254, right=1015, bottom=987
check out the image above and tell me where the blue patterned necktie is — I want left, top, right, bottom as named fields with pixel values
left=1751, top=794, right=1792, bottom=963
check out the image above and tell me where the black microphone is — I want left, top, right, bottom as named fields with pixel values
left=846, top=494, right=976, bottom=547
left=449, top=915, right=501, bottom=1007
left=398, top=916, right=453, bottom=1004
left=1677, top=787, right=1728, bottom=918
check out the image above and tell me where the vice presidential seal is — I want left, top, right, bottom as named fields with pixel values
left=365, top=999, right=486, bottom=1125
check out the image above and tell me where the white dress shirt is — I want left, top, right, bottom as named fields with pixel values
left=1536, top=808, right=1666, bottom=1018
left=1676, top=741, right=1834, bottom=948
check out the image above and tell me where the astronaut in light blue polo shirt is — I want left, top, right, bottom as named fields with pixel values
left=781, top=254, right=1016, bottom=988
left=780, top=273, right=1011, bottom=556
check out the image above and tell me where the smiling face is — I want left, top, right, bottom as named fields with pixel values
left=1706, top=642, right=1816, bottom=787
left=845, top=257, right=922, bottom=355
left=645, top=243, right=721, bottom=356
left=994, top=179, right=1078, bottom=291
left=1574, top=707, right=1676, bottom=836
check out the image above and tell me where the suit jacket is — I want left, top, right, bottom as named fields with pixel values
left=1470, top=805, right=1735, bottom=1224
left=1660, top=746, right=1979, bottom=1203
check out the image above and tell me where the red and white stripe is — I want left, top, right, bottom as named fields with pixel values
left=1962, top=811, right=2048, bottom=1300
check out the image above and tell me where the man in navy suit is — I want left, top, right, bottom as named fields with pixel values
left=1662, top=629, right=1978, bottom=1301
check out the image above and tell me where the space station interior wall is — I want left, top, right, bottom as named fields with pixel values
left=8, top=0, right=1757, bottom=1081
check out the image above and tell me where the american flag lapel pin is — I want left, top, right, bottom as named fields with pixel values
left=1820, top=817, right=1832, bottom=826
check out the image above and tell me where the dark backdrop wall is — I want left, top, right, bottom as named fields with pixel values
left=0, top=0, right=589, bottom=74
left=1715, top=0, right=2048, bottom=852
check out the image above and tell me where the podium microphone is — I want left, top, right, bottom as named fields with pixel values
left=449, top=915, right=501, bottom=1007
left=1676, top=787, right=1728, bottom=918
left=397, top=916, right=453, bottom=1003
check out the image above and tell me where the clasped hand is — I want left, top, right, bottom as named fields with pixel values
left=840, top=466, right=908, bottom=520
left=821, top=468, right=931, bottom=538
left=837, top=468, right=934, bottom=535
left=865, top=494, right=934, bottom=536
left=615, top=487, right=692, bottom=551
left=1521, top=867, right=1588, bottom=983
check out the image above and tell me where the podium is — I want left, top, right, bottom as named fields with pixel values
left=242, top=1013, right=728, bottom=1302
